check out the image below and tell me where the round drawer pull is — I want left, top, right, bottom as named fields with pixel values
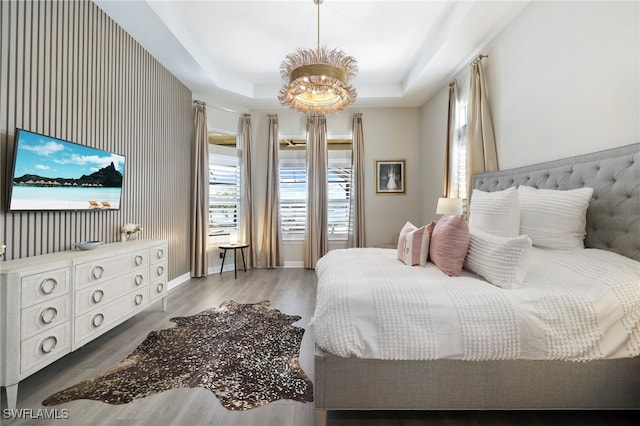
left=156, top=248, right=164, bottom=259
left=134, top=274, right=144, bottom=286
left=134, top=294, right=144, bottom=306
left=156, top=282, right=164, bottom=294
left=91, top=265, right=105, bottom=280
left=91, top=313, right=105, bottom=328
left=40, top=307, right=58, bottom=325
left=40, top=336, right=57, bottom=354
left=39, top=278, right=58, bottom=295
left=134, top=255, right=144, bottom=266
left=91, top=289, right=105, bottom=304
left=156, top=265, right=165, bottom=276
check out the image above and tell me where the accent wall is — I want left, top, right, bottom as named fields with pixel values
left=0, top=0, right=193, bottom=281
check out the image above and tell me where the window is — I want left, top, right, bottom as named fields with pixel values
left=457, top=102, right=468, bottom=213
left=209, top=132, right=241, bottom=243
left=327, top=150, right=352, bottom=237
left=279, top=140, right=352, bottom=240
left=279, top=150, right=307, bottom=236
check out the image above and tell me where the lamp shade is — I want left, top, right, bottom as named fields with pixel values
left=436, top=198, right=462, bottom=215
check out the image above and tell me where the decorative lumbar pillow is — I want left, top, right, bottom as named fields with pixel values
left=397, top=221, right=417, bottom=261
left=469, top=187, right=520, bottom=237
left=401, top=221, right=436, bottom=266
left=518, top=185, right=594, bottom=250
left=464, top=228, right=532, bottom=288
left=429, top=214, right=470, bottom=276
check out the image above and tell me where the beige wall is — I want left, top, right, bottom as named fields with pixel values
left=0, top=0, right=193, bottom=281
left=421, top=0, right=639, bottom=224
left=204, top=107, right=423, bottom=264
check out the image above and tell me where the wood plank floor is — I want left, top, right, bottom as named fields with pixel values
left=2, top=268, right=638, bottom=426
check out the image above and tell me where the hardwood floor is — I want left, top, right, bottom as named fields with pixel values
left=2, top=268, right=638, bottom=426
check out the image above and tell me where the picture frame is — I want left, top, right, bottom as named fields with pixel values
left=375, top=160, right=405, bottom=194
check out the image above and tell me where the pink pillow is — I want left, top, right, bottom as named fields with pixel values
left=401, top=221, right=436, bottom=266
left=397, top=221, right=417, bottom=261
left=429, top=214, right=470, bottom=276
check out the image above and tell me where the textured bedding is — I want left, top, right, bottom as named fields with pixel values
left=310, top=248, right=640, bottom=361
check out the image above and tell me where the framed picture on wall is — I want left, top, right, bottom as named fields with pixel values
left=375, top=160, right=405, bottom=194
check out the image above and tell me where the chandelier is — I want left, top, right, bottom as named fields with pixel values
left=278, top=0, right=358, bottom=114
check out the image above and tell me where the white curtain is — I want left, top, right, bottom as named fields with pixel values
left=304, top=114, right=328, bottom=269
left=239, top=114, right=255, bottom=268
left=467, top=56, right=498, bottom=199
left=260, top=114, right=284, bottom=267
left=348, top=113, right=365, bottom=248
left=444, top=80, right=459, bottom=198
left=190, top=101, right=209, bottom=277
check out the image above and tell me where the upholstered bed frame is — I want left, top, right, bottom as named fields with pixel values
left=314, top=143, right=640, bottom=426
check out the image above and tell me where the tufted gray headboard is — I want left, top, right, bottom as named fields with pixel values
left=472, top=143, right=640, bottom=262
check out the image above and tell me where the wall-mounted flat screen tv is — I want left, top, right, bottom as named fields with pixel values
left=8, top=129, right=125, bottom=211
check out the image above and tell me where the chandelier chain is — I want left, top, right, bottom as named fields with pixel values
left=314, top=0, right=322, bottom=51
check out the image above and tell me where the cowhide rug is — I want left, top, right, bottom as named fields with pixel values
left=42, top=300, right=313, bottom=410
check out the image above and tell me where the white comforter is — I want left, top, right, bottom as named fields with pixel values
left=310, top=247, right=640, bottom=361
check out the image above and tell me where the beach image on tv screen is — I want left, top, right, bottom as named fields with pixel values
left=9, top=130, right=125, bottom=211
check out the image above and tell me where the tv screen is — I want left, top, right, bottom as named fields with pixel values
left=8, top=129, right=125, bottom=211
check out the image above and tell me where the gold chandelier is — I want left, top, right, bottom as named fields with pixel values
left=278, top=0, right=358, bottom=114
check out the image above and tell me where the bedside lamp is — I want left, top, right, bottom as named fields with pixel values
left=229, top=229, right=239, bottom=245
left=436, top=197, right=462, bottom=216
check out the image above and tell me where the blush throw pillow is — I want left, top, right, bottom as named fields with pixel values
left=401, top=221, right=436, bottom=266
left=518, top=185, right=593, bottom=250
left=464, top=228, right=532, bottom=288
left=469, top=187, right=520, bottom=237
left=429, top=214, right=470, bottom=276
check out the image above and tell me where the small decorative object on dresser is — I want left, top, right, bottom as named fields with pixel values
left=74, top=240, right=104, bottom=250
left=121, top=222, right=142, bottom=242
left=0, top=239, right=168, bottom=410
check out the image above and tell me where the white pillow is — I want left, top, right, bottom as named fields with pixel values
left=397, top=221, right=417, bottom=261
left=464, top=228, right=532, bottom=288
left=401, top=222, right=435, bottom=266
left=517, top=185, right=593, bottom=250
left=469, top=187, right=520, bottom=237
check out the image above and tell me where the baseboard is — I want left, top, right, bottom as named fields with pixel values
left=208, top=263, right=237, bottom=275
left=283, top=261, right=304, bottom=268
left=168, top=272, right=191, bottom=291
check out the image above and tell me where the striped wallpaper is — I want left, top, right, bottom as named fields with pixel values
left=0, top=0, right=193, bottom=280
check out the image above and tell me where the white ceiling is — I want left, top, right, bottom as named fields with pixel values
left=95, top=0, right=530, bottom=110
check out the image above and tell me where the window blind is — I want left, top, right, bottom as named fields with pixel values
left=279, top=149, right=352, bottom=239
left=209, top=148, right=241, bottom=236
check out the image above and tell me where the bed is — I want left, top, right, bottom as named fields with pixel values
left=311, top=143, right=640, bottom=426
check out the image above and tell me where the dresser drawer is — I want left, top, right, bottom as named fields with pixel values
left=75, top=270, right=149, bottom=315
left=20, top=322, right=71, bottom=374
left=150, top=260, right=168, bottom=282
left=74, top=288, right=149, bottom=346
left=21, top=295, right=71, bottom=339
left=20, top=268, right=70, bottom=308
left=149, top=279, right=168, bottom=302
left=151, top=244, right=168, bottom=263
left=74, top=249, right=149, bottom=289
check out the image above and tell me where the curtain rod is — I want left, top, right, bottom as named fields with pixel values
left=208, top=104, right=250, bottom=117
left=193, top=100, right=249, bottom=117
left=470, top=54, right=488, bottom=66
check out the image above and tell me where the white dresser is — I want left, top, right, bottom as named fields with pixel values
left=0, top=239, right=168, bottom=409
